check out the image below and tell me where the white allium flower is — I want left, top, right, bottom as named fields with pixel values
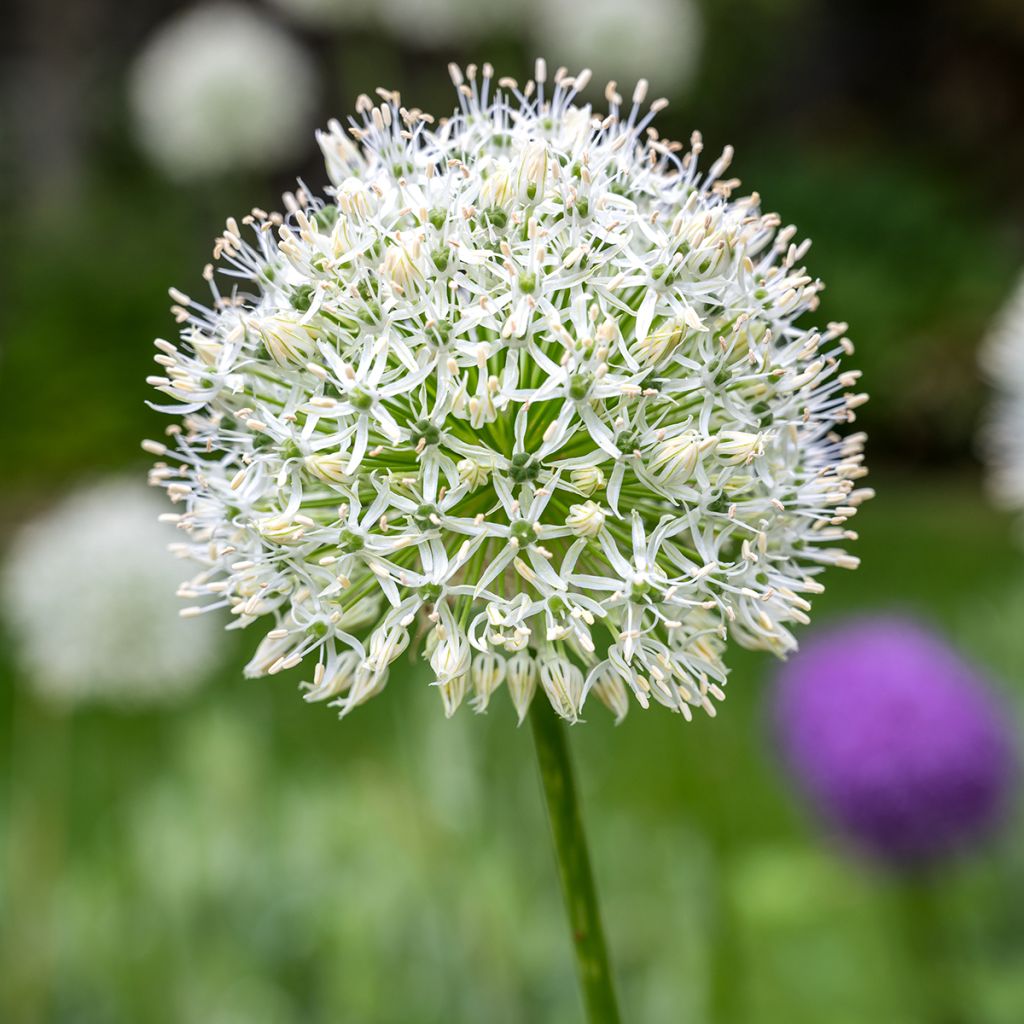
left=534, top=0, right=703, bottom=95
left=981, top=275, right=1024, bottom=511
left=267, top=0, right=375, bottom=29
left=129, top=2, right=316, bottom=181
left=1, top=479, right=221, bottom=706
left=271, top=0, right=518, bottom=43
left=146, top=61, right=868, bottom=724
left=377, top=0, right=520, bottom=46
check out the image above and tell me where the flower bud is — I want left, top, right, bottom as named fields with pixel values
left=570, top=465, right=606, bottom=496
left=336, top=176, right=377, bottom=218
left=506, top=651, right=538, bottom=724
left=540, top=656, right=586, bottom=722
left=382, top=240, right=421, bottom=291
left=252, top=314, right=317, bottom=367
left=245, top=627, right=299, bottom=677
left=367, top=624, right=409, bottom=670
left=468, top=390, right=497, bottom=428
left=479, top=162, right=514, bottom=208
left=716, top=430, right=766, bottom=464
left=457, top=457, right=491, bottom=490
left=633, top=318, right=685, bottom=365
left=518, top=140, right=549, bottom=200
left=341, top=662, right=389, bottom=714
left=438, top=672, right=468, bottom=718
left=304, top=451, right=348, bottom=483
left=587, top=662, right=631, bottom=723
left=566, top=501, right=606, bottom=538
left=429, top=625, right=471, bottom=683
left=256, top=514, right=307, bottom=544
left=648, top=431, right=715, bottom=490
left=471, top=651, right=506, bottom=711
left=329, top=214, right=354, bottom=258
left=252, top=315, right=315, bottom=368
left=189, top=329, right=222, bottom=367
left=333, top=595, right=381, bottom=632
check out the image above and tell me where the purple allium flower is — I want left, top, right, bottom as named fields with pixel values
left=774, top=616, right=1017, bottom=868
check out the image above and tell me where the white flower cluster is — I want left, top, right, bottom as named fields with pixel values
left=2, top=479, right=221, bottom=706
left=146, top=62, right=869, bottom=724
left=129, top=2, right=316, bottom=181
left=982, top=274, right=1024, bottom=512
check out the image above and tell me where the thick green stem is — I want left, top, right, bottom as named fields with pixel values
left=894, top=874, right=967, bottom=1024
left=529, top=700, right=622, bottom=1024
left=707, top=850, right=743, bottom=1024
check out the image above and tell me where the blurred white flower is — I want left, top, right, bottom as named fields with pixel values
left=981, top=274, right=1024, bottom=512
left=267, top=0, right=375, bottom=29
left=128, top=2, right=316, bottom=181
left=1, top=479, right=221, bottom=706
left=270, top=0, right=517, bottom=43
left=533, top=0, right=703, bottom=94
left=377, top=0, right=520, bottom=46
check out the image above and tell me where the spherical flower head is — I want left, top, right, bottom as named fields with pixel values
left=147, top=61, right=868, bottom=724
left=981, top=273, right=1024, bottom=516
left=1, top=479, right=221, bottom=706
left=774, top=616, right=1017, bottom=868
left=129, top=2, right=316, bottom=181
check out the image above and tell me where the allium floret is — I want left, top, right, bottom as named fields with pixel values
left=146, top=61, right=869, bottom=723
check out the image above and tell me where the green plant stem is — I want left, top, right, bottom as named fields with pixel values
left=707, top=850, right=743, bottom=1024
left=894, top=873, right=966, bottom=1024
left=529, top=700, right=622, bottom=1024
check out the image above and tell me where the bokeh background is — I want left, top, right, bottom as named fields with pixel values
left=4, top=1, right=1024, bottom=1021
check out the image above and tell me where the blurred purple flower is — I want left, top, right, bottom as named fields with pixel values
left=774, top=616, right=1017, bottom=868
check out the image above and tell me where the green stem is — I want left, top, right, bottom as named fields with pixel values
left=894, top=873, right=967, bottom=1024
left=707, top=847, right=743, bottom=1024
left=529, top=700, right=622, bottom=1024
